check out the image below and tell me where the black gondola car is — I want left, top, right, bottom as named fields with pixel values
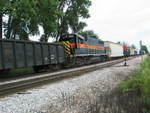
left=0, top=39, right=66, bottom=73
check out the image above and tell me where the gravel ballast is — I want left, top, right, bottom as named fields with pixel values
left=0, top=56, right=143, bottom=113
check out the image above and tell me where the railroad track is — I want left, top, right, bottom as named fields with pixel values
left=0, top=56, right=137, bottom=97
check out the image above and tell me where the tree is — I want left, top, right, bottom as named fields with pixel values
left=0, top=0, right=7, bottom=39
left=3, top=0, right=39, bottom=40
left=117, top=41, right=130, bottom=47
left=0, top=14, right=2, bottom=39
left=131, top=44, right=136, bottom=49
left=37, top=0, right=61, bottom=42
left=55, top=0, right=91, bottom=42
left=3, top=0, right=61, bottom=41
left=142, top=45, right=149, bottom=53
left=79, top=30, right=99, bottom=39
left=2, top=0, right=91, bottom=42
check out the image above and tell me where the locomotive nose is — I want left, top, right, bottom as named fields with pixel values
left=59, top=41, right=71, bottom=55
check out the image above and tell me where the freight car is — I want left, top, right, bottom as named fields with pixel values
left=123, top=46, right=130, bottom=57
left=129, top=48, right=136, bottom=56
left=59, top=33, right=107, bottom=65
left=134, top=49, right=140, bottom=55
left=104, top=41, right=124, bottom=59
left=0, top=39, right=66, bottom=73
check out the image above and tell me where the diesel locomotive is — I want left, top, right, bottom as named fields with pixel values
left=59, top=33, right=107, bottom=66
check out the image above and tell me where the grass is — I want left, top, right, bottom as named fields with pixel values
left=119, top=54, right=150, bottom=113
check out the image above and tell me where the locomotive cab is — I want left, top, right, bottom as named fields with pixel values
left=59, top=34, right=77, bottom=45
left=58, top=34, right=85, bottom=55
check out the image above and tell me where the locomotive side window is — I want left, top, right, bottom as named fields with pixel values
left=59, top=35, right=75, bottom=43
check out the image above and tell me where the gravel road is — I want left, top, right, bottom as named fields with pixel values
left=0, top=56, right=145, bottom=113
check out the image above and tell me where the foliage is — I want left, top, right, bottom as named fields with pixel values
left=3, top=0, right=39, bottom=40
left=117, top=41, right=137, bottom=49
left=55, top=0, right=91, bottom=41
left=119, top=54, right=150, bottom=112
left=119, top=74, right=143, bottom=95
left=79, top=30, right=99, bottom=39
left=131, top=44, right=136, bottom=49
left=37, top=0, right=61, bottom=42
left=0, top=0, right=8, bottom=38
left=1, top=0, right=92, bottom=41
left=117, top=41, right=129, bottom=46
left=142, top=45, right=149, bottom=53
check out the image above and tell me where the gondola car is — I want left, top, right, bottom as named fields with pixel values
left=0, top=39, right=66, bottom=73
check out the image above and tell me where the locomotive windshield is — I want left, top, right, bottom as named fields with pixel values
left=59, top=34, right=76, bottom=43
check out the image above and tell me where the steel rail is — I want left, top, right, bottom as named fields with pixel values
left=0, top=56, right=136, bottom=97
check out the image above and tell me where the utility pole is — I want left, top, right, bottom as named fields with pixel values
left=140, top=40, right=143, bottom=63
left=0, top=14, right=2, bottom=39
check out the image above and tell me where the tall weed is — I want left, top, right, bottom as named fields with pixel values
left=120, top=54, right=150, bottom=112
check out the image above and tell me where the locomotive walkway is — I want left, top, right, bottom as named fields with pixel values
left=0, top=56, right=137, bottom=97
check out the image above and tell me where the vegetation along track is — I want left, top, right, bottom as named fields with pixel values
left=0, top=56, right=137, bottom=97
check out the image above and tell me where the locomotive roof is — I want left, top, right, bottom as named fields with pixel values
left=61, top=33, right=85, bottom=40
left=104, top=41, right=123, bottom=46
left=74, top=33, right=85, bottom=40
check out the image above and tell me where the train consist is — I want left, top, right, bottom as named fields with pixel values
left=0, top=33, right=139, bottom=73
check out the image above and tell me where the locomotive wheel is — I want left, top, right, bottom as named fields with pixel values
left=33, top=66, right=43, bottom=72
left=44, top=65, right=51, bottom=72
left=52, top=65, right=60, bottom=70
left=33, top=66, right=39, bottom=72
left=100, top=56, right=105, bottom=62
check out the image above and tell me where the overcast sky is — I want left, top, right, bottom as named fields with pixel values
left=85, top=0, right=150, bottom=51
left=3, top=0, right=149, bottom=51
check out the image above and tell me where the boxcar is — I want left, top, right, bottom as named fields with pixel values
left=0, top=39, right=66, bottom=72
left=134, top=49, right=139, bottom=55
left=104, top=41, right=124, bottom=59
left=129, top=48, right=136, bottom=55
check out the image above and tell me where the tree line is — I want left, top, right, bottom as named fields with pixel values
left=0, top=0, right=93, bottom=42
left=118, top=41, right=149, bottom=53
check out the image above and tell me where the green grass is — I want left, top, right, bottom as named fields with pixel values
left=10, top=67, right=34, bottom=74
left=119, top=54, right=150, bottom=113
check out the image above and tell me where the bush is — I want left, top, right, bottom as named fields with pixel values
left=119, top=54, right=150, bottom=112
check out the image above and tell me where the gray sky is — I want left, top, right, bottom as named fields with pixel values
left=85, top=0, right=150, bottom=51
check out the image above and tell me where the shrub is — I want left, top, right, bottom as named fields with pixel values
left=119, top=54, right=150, bottom=112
